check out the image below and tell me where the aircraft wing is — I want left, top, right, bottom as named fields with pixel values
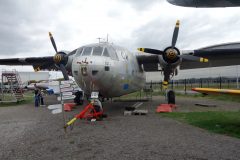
left=167, top=0, right=240, bottom=7
left=0, top=56, right=58, bottom=71
left=136, top=54, right=160, bottom=72
left=192, top=88, right=240, bottom=96
left=180, top=43, right=240, bottom=70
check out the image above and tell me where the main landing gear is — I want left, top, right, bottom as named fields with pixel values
left=166, top=90, right=175, bottom=104
left=74, top=90, right=84, bottom=105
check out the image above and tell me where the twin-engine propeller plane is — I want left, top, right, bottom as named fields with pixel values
left=1, top=20, right=240, bottom=104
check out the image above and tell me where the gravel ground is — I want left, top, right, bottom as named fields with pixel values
left=0, top=95, right=240, bottom=160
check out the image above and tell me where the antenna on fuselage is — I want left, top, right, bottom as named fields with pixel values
left=97, top=37, right=102, bottom=43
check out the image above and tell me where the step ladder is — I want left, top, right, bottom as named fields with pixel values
left=1, top=70, right=24, bottom=102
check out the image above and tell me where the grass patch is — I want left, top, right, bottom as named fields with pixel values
left=161, top=111, right=240, bottom=138
left=117, top=90, right=240, bottom=103
left=207, top=94, right=240, bottom=103
left=175, top=92, right=240, bottom=103
left=0, top=91, right=34, bottom=107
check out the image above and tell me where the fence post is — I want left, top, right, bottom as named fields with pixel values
left=160, top=80, right=162, bottom=92
left=219, top=76, right=222, bottom=89
left=184, top=79, right=187, bottom=94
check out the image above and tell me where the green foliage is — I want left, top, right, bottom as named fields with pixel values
left=161, top=111, right=240, bottom=138
left=0, top=91, right=34, bottom=107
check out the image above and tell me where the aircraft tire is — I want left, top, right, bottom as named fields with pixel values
left=167, top=90, right=175, bottom=104
left=74, top=91, right=83, bottom=105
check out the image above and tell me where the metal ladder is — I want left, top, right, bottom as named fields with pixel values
left=1, top=70, right=24, bottom=102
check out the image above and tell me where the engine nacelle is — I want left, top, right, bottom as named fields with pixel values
left=158, top=56, right=182, bottom=70
left=54, top=50, right=75, bottom=75
left=158, top=46, right=181, bottom=72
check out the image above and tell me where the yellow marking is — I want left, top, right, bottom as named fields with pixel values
left=137, top=48, right=145, bottom=52
left=66, top=117, right=77, bottom=126
left=163, top=85, right=168, bottom=89
left=54, top=54, right=62, bottom=63
left=192, top=88, right=240, bottom=95
left=200, top=58, right=209, bottom=63
left=34, top=67, right=40, bottom=72
left=58, top=55, right=62, bottom=62
left=163, top=81, right=168, bottom=85
left=49, top=32, right=52, bottom=37
left=176, top=20, right=180, bottom=27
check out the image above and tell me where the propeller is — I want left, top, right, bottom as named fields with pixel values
left=137, top=20, right=209, bottom=89
left=48, top=32, right=69, bottom=80
left=137, top=20, right=209, bottom=63
left=171, top=20, right=179, bottom=48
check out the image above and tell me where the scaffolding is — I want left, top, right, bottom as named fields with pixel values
left=1, top=70, right=24, bottom=102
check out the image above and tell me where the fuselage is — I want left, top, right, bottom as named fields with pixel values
left=71, top=43, right=146, bottom=98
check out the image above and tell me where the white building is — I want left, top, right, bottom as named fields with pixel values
left=18, top=71, right=50, bottom=85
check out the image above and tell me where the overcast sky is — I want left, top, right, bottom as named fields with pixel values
left=0, top=0, right=240, bottom=80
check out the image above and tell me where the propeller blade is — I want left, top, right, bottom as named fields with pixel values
left=49, top=32, right=58, bottom=53
left=179, top=54, right=208, bottom=62
left=137, top=48, right=164, bottom=55
left=59, top=64, right=69, bottom=80
left=171, top=20, right=180, bottom=48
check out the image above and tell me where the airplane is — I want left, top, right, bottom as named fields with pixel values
left=167, top=0, right=240, bottom=7
left=192, top=88, right=240, bottom=96
left=26, top=80, right=82, bottom=95
left=1, top=20, right=240, bottom=105
left=26, top=81, right=49, bottom=90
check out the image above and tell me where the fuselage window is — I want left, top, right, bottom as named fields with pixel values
left=92, top=46, right=103, bottom=56
left=82, top=47, right=92, bottom=56
left=102, top=48, right=110, bottom=57
left=76, top=47, right=83, bottom=56
left=121, top=50, right=128, bottom=60
left=108, top=46, right=119, bottom=60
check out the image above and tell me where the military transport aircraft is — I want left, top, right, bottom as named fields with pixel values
left=167, top=0, right=240, bottom=7
left=1, top=20, right=240, bottom=104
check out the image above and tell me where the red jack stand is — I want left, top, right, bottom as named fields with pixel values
left=156, top=104, right=176, bottom=113
left=64, top=103, right=76, bottom=112
left=64, top=100, right=103, bottom=128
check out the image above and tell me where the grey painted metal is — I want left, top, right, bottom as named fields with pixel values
left=72, top=43, right=145, bottom=97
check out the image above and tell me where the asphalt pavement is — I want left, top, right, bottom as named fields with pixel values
left=0, top=95, right=240, bottom=160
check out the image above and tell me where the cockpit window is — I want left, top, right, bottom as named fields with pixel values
left=82, top=47, right=92, bottom=56
left=107, top=46, right=119, bottom=60
left=92, top=46, right=103, bottom=56
left=76, top=47, right=83, bottom=56
left=102, top=48, right=110, bottom=57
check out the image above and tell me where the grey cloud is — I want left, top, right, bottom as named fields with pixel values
left=128, top=10, right=240, bottom=52
left=119, top=0, right=164, bottom=10
left=0, top=0, right=62, bottom=56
